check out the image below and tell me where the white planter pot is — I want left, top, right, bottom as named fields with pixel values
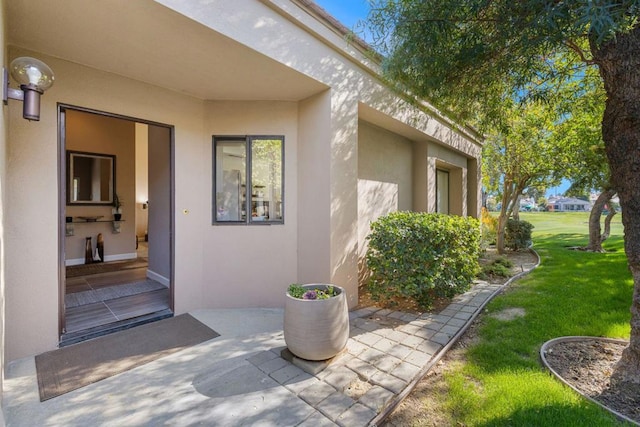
left=284, top=284, right=349, bottom=361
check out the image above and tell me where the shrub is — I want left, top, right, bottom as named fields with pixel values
left=478, top=256, right=513, bottom=279
left=480, top=207, right=498, bottom=247
left=505, top=219, right=534, bottom=250
left=365, top=212, right=481, bottom=308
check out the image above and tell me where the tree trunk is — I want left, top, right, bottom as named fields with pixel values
left=601, top=202, right=617, bottom=243
left=584, top=188, right=616, bottom=252
left=592, top=26, right=640, bottom=387
left=512, top=194, right=521, bottom=221
left=496, top=186, right=511, bottom=254
left=498, top=179, right=528, bottom=254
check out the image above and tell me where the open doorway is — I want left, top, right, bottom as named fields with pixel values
left=58, top=106, right=173, bottom=346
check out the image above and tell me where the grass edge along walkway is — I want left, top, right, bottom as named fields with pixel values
left=413, top=213, right=632, bottom=426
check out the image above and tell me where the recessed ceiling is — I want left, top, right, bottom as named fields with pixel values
left=6, top=0, right=327, bottom=101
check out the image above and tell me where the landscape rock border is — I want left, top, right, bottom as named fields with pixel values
left=540, top=336, right=638, bottom=426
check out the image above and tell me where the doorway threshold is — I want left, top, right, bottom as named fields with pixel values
left=59, top=309, right=173, bottom=347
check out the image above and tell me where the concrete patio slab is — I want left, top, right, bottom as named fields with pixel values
left=3, top=273, right=536, bottom=426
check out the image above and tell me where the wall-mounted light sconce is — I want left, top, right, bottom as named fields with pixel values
left=3, top=56, right=55, bottom=121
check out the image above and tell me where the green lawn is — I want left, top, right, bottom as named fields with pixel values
left=441, top=211, right=633, bottom=426
left=520, top=211, right=624, bottom=237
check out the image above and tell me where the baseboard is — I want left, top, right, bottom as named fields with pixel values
left=65, top=253, right=138, bottom=267
left=147, top=269, right=170, bottom=287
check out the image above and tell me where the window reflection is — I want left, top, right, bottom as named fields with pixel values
left=213, top=136, right=284, bottom=224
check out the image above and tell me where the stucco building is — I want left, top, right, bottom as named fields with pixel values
left=0, top=0, right=482, bottom=384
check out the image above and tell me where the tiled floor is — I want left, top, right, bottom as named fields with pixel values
left=64, top=259, right=171, bottom=336
left=66, top=267, right=149, bottom=294
left=65, top=287, right=170, bottom=332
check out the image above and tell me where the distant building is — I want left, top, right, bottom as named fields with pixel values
left=547, top=197, right=592, bottom=212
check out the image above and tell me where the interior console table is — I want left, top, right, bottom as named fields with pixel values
left=65, top=219, right=123, bottom=236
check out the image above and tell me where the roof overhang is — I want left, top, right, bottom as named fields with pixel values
left=6, top=0, right=328, bottom=101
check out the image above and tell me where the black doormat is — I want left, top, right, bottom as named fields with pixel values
left=35, top=314, right=219, bottom=401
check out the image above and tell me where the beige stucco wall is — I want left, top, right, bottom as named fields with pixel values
left=297, top=90, right=361, bottom=309
left=357, top=120, right=414, bottom=261
left=329, top=92, right=360, bottom=308
left=5, top=47, right=205, bottom=360
left=202, top=100, right=300, bottom=308
left=358, top=121, right=413, bottom=211
left=297, top=91, right=332, bottom=284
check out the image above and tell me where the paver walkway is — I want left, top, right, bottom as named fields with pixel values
left=245, top=282, right=502, bottom=426
left=4, top=264, right=537, bottom=426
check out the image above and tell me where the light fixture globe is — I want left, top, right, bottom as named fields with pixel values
left=8, top=57, right=55, bottom=121
left=10, top=57, right=55, bottom=91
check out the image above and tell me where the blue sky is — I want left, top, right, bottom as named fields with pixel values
left=314, top=0, right=370, bottom=29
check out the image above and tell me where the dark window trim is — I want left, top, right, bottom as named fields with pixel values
left=212, top=135, right=285, bottom=225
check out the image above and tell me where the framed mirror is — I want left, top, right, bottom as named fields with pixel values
left=66, top=151, right=115, bottom=205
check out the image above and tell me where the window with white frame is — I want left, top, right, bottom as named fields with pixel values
left=436, top=168, right=449, bottom=214
left=213, top=136, right=284, bottom=224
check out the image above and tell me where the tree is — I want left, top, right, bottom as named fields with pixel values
left=550, top=63, right=615, bottom=251
left=483, top=100, right=557, bottom=253
left=366, top=0, right=640, bottom=389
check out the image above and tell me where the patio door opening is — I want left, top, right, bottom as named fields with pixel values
left=58, top=105, right=174, bottom=346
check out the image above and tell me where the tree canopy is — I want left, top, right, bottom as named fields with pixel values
left=550, top=65, right=609, bottom=193
left=367, top=1, right=638, bottom=128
